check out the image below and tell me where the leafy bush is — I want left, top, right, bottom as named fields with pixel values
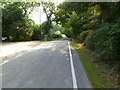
left=84, top=30, right=94, bottom=50
left=106, top=22, right=120, bottom=62
left=31, top=25, right=43, bottom=40
left=85, top=22, right=120, bottom=65
left=78, top=30, right=93, bottom=43
left=51, top=34, right=61, bottom=38
left=2, top=2, right=35, bottom=41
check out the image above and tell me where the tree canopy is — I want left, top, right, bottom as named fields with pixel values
left=2, top=2, right=120, bottom=65
left=54, top=2, right=120, bottom=66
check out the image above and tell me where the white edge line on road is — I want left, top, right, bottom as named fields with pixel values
left=0, top=60, right=8, bottom=65
left=68, top=41, right=78, bottom=89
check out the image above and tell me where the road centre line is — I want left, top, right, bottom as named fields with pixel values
left=68, top=41, right=78, bottom=89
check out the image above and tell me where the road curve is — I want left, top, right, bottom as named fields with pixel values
left=2, top=40, right=92, bottom=88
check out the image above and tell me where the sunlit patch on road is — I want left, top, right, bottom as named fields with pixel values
left=0, top=42, right=33, bottom=58
left=0, top=41, right=57, bottom=64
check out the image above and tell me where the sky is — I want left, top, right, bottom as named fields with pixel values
left=29, top=0, right=65, bottom=24
left=29, top=6, right=46, bottom=24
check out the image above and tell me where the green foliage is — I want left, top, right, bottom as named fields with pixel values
left=41, top=2, right=55, bottom=40
left=103, top=22, right=120, bottom=63
left=85, top=22, right=120, bottom=66
left=50, top=24, right=62, bottom=35
left=62, top=28, right=73, bottom=38
left=54, top=2, right=100, bottom=39
left=41, top=21, right=51, bottom=35
left=84, top=30, right=94, bottom=50
left=51, top=33, right=62, bottom=38
left=78, top=30, right=93, bottom=43
left=85, top=23, right=110, bottom=51
left=31, top=24, right=43, bottom=40
left=2, top=2, right=36, bottom=41
left=54, top=2, right=120, bottom=68
left=2, top=1, right=120, bottom=68
left=71, top=41, right=105, bottom=88
left=50, top=24, right=62, bottom=38
left=67, top=11, right=82, bottom=38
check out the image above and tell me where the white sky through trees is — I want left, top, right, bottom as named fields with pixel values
left=29, top=0, right=65, bottom=24
left=29, top=6, right=46, bottom=24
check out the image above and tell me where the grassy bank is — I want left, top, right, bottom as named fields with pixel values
left=49, top=37, right=66, bottom=41
left=70, top=41, right=119, bottom=88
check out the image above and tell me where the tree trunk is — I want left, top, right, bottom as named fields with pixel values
left=99, top=3, right=110, bottom=23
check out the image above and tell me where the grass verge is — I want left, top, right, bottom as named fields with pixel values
left=49, top=37, right=66, bottom=41
left=71, top=40, right=112, bottom=88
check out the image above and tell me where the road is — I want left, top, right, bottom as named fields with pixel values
left=2, top=40, right=92, bottom=88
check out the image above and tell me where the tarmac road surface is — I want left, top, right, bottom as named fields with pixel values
left=2, top=40, right=92, bottom=88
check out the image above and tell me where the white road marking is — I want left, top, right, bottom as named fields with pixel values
left=0, top=60, right=8, bottom=65
left=15, top=53, right=23, bottom=58
left=68, top=41, right=78, bottom=89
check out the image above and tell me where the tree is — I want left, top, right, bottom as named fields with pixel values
left=54, top=2, right=100, bottom=39
left=41, top=1, right=55, bottom=40
left=31, top=24, right=43, bottom=40
left=2, top=2, right=37, bottom=41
